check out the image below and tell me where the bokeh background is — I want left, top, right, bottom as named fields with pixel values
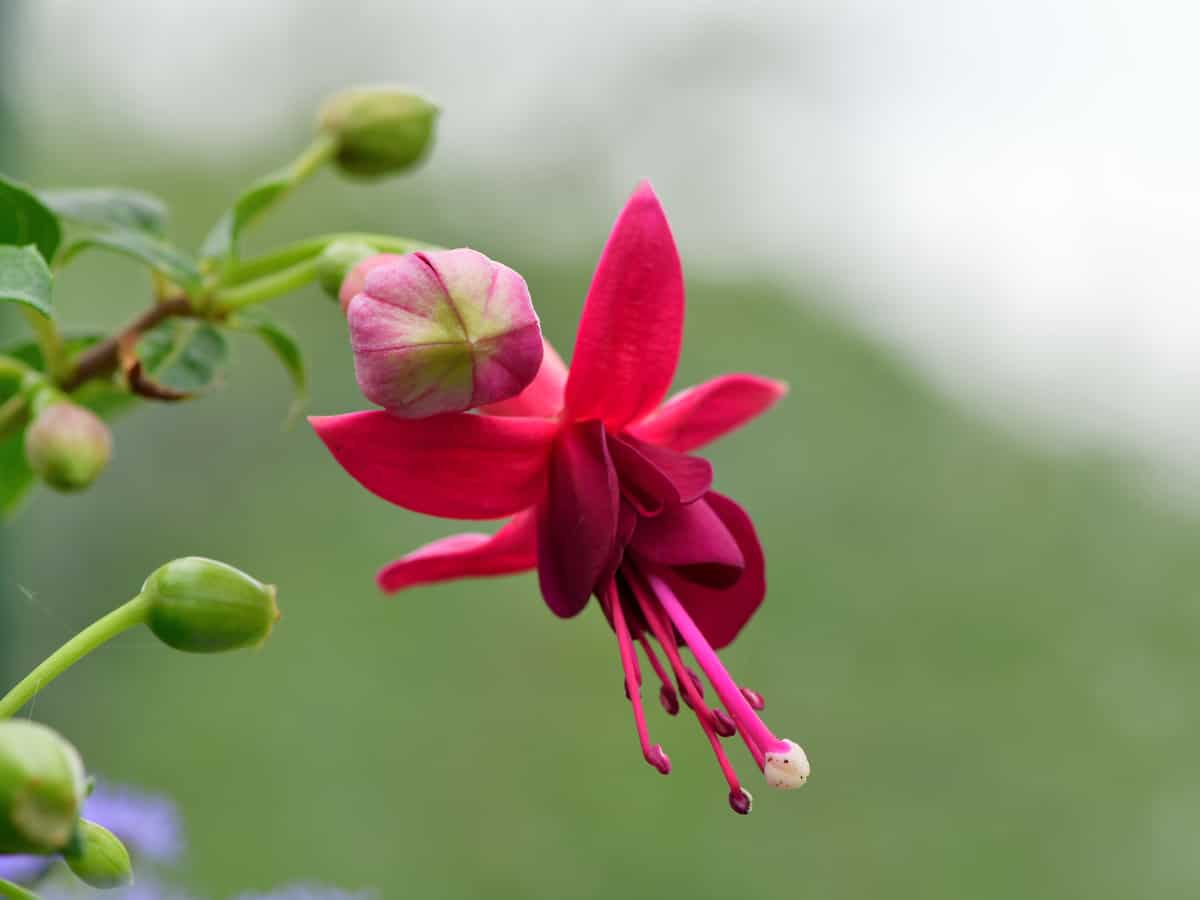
left=3, top=2, right=1200, bottom=898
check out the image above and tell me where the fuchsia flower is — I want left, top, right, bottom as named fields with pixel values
left=312, top=182, right=808, bottom=814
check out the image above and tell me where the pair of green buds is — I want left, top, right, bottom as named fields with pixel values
left=0, top=557, right=279, bottom=892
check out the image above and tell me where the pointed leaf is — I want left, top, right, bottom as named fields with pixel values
left=136, top=321, right=228, bottom=394
left=0, top=245, right=53, bottom=319
left=60, top=231, right=202, bottom=293
left=0, top=173, right=61, bottom=261
left=227, top=310, right=307, bottom=421
left=0, top=430, right=35, bottom=518
left=41, top=187, right=169, bottom=236
left=201, top=169, right=296, bottom=263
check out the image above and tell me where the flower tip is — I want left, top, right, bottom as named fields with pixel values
left=658, top=684, right=680, bottom=716
left=728, top=788, right=753, bottom=815
left=644, top=744, right=672, bottom=776
left=763, top=739, right=810, bottom=790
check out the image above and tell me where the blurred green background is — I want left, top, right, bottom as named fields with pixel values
left=4, top=14, right=1200, bottom=900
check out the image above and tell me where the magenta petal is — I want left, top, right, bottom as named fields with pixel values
left=563, top=182, right=685, bottom=429
left=481, top=338, right=568, bottom=418
left=629, top=374, right=788, bottom=452
left=608, top=433, right=712, bottom=516
left=309, top=411, right=555, bottom=519
left=629, top=496, right=744, bottom=587
left=377, top=510, right=537, bottom=592
left=536, top=420, right=619, bottom=618
left=659, top=492, right=766, bottom=649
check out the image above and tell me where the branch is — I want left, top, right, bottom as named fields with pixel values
left=61, top=296, right=194, bottom=392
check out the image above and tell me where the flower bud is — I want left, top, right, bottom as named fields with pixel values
left=0, top=721, right=87, bottom=855
left=318, top=86, right=438, bottom=179
left=316, top=240, right=380, bottom=304
left=336, top=252, right=402, bottom=313
left=63, top=819, right=133, bottom=889
left=347, top=249, right=543, bottom=417
left=24, top=402, right=112, bottom=493
left=141, top=557, right=280, bottom=653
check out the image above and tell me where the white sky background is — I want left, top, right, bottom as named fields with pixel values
left=7, top=0, right=1200, bottom=476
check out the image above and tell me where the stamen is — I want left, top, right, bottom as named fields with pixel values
left=609, top=583, right=670, bottom=776
left=740, top=687, right=765, bottom=710
left=636, top=632, right=680, bottom=716
left=712, top=709, right=737, bottom=738
left=646, top=572, right=810, bottom=790
left=728, top=788, right=753, bottom=815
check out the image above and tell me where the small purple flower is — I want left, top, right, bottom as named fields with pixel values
left=233, top=888, right=375, bottom=900
left=0, top=780, right=181, bottom=887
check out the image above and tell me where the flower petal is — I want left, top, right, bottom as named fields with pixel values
left=481, top=338, right=568, bottom=418
left=563, top=181, right=685, bottom=429
left=628, top=374, right=788, bottom=452
left=629, top=495, right=744, bottom=587
left=608, top=433, right=712, bottom=516
left=310, top=411, right=556, bottom=519
left=658, top=492, right=766, bottom=649
left=339, top=252, right=403, bottom=311
left=536, top=420, right=619, bottom=618
left=377, top=511, right=537, bottom=592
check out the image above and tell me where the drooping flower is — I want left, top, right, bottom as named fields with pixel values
left=312, top=182, right=808, bottom=813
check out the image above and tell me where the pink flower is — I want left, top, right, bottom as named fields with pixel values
left=344, top=249, right=543, bottom=418
left=312, top=182, right=808, bottom=813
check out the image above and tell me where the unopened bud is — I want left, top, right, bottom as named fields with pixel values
left=24, top=402, right=112, bottom=492
left=347, top=249, right=543, bottom=417
left=319, top=86, right=438, bottom=179
left=0, top=721, right=87, bottom=855
left=336, top=252, right=402, bottom=312
left=63, top=819, right=133, bottom=889
left=316, top=240, right=380, bottom=303
left=141, top=557, right=280, bottom=653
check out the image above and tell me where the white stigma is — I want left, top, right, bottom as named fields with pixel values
left=763, top=739, right=810, bottom=790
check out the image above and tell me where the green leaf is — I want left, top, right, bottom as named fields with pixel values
left=0, top=429, right=34, bottom=518
left=0, top=875, right=42, bottom=899
left=137, top=321, right=228, bottom=394
left=61, top=230, right=203, bottom=294
left=40, top=187, right=169, bottom=236
left=200, top=169, right=295, bottom=264
left=227, top=311, right=308, bottom=422
left=0, top=245, right=54, bottom=319
left=0, top=173, right=61, bottom=261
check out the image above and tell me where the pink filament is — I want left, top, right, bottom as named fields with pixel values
left=609, top=582, right=668, bottom=775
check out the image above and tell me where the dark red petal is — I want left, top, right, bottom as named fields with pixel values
left=609, top=433, right=712, bottom=516
left=630, top=496, right=744, bottom=588
left=563, top=182, right=685, bottom=429
left=659, top=492, right=766, bottom=649
left=536, top=421, right=620, bottom=618
left=310, top=411, right=556, bottom=519
left=376, top=511, right=538, bottom=593
left=481, top=339, right=568, bottom=418
left=629, top=374, right=788, bottom=452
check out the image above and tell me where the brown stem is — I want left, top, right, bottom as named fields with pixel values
left=61, top=296, right=195, bottom=392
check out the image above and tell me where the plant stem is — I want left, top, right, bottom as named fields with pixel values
left=211, top=256, right=322, bottom=312
left=0, top=354, right=33, bottom=382
left=0, top=393, right=28, bottom=439
left=20, top=309, right=66, bottom=381
left=223, top=232, right=439, bottom=286
left=0, top=878, right=40, bottom=899
left=0, top=594, right=152, bottom=719
left=60, top=296, right=193, bottom=392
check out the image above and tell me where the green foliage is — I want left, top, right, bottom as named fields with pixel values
left=0, top=432, right=33, bottom=517
left=0, top=245, right=53, bottom=318
left=60, top=230, right=202, bottom=294
left=226, top=310, right=307, bottom=421
left=40, top=187, right=169, bottom=237
left=136, top=321, right=229, bottom=395
left=201, top=167, right=305, bottom=265
left=0, top=173, right=61, bottom=261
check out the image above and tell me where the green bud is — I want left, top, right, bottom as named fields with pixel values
left=0, top=721, right=87, bottom=855
left=316, top=239, right=379, bottom=301
left=63, top=819, right=134, bottom=889
left=318, top=86, right=438, bottom=179
left=24, top=401, right=112, bottom=492
left=141, top=557, right=280, bottom=653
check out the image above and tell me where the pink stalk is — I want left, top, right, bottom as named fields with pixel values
left=609, top=583, right=669, bottom=775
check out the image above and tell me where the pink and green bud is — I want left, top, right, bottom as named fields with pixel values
left=346, top=249, right=543, bottom=418
left=316, top=239, right=380, bottom=303
left=141, top=557, right=280, bottom=654
left=0, top=721, right=88, bottom=855
left=63, top=819, right=134, bottom=889
left=24, top=401, right=112, bottom=493
left=318, top=86, right=438, bottom=179
left=336, top=252, right=401, bottom=313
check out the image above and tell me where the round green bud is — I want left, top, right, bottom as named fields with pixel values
left=63, top=819, right=133, bottom=889
left=318, top=86, right=438, bottom=179
left=24, top=401, right=112, bottom=492
left=141, top=557, right=280, bottom=653
left=0, top=721, right=87, bottom=855
left=316, top=239, right=380, bottom=301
